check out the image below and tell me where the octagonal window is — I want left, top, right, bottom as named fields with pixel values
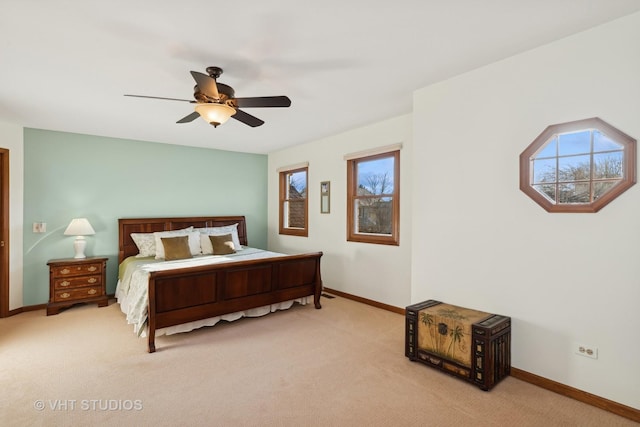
left=520, top=117, right=636, bottom=212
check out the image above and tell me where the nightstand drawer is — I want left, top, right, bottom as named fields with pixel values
left=52, top=263, right=102, bottom=277
left=54, top=275, right=102, bottom=290
left=53, top=286, right=103, bottom=302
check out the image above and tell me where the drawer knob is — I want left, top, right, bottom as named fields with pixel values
left=60, top=292, right=70, bottom=299
left=87, top=289, right=97, bottom=295
left=88, top=266, right=97, bottom=272
left=60, top=268, right=70, bottom=275
left=87, top=278, right=97, bottom=284
left=60, top=281, right=70, bottom=287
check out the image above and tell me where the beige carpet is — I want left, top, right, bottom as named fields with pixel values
left=0, top=295, right=635, bottom=426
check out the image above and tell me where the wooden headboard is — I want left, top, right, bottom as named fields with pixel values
left=118, top=216, right=248, bottom=263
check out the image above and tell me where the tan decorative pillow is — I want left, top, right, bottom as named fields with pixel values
left=153, top=227, right=198, bottom=259
left=196, top=223, right=243, bottom=253
left=161, top=236, right=192, bottom=260
left=209, top=234, right=236, bottom=255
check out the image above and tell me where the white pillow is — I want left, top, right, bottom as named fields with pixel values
left=130, top=233, right=156, bottom=258
left=197, top=224, right=243, bottom=255
left=153, top=227, right=200, bottom=259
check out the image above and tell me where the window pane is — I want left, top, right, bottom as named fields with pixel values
left=558, top=130, right=591, bottom=156
left=533, top=184, right=556, bottom=202
left=287, top=171, right=307, bottom=198
left=594, top=181, right=619, bottom=200
left=532, top=158, right=556, bottom=183
left=593, top=130, right=623, bottom=153
left=558, top=182, right=590, bottom=203
left=355, top=197, right=393, bottom=235
left=285, top=200, right=306, bottom=228
left=537, top=136, right=557, bottom=158
left=357, top=157, right=394, bottom=195
left=593, top=152, right=623, bottom=179
left=558, top=155, right=590, bottom=182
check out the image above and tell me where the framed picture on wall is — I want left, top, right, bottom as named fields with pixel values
left=320, top=181, right=330, bottom=214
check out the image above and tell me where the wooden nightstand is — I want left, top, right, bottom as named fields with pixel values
left=46, top=257, right=108, bottom=315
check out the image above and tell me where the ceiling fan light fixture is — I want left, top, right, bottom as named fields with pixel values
left=194, top=103, right=236, bottom=127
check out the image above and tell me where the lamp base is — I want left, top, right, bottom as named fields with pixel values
left=73, top=237, right=87, bottom=259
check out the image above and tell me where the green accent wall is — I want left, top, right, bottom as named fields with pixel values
left=23, top=128, right=267, bottom=305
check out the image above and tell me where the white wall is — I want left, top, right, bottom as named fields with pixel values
left=268, top=115, right=413, bottom=308
left=412, top=13, right=640, bottom=409
left=0, top=120, right=24, bottom=310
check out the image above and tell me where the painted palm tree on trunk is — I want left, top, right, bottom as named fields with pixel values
left=436, top=308, right=469, bottom=358
left=420, top=312, right=439, bottom=352
left=446, top=324, right=465, bottom=360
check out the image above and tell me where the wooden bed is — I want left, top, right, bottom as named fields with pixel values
left=118, top=216, right=323, bottom=353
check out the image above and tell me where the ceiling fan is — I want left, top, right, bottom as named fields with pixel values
left=125, top=66, right=291, bottom=128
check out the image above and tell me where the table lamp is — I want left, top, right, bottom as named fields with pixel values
left=63, top=218, right=95, bottom=258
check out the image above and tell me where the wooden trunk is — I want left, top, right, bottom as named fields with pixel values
left=405, top=300, right=511, bottom=391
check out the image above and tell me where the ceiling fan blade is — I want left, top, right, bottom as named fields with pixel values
left=124, top=94, right=193, bottom=102
left=235, top=96, right=291, bottom=108
left=231, top=109, right=264, bottom=127
left=176, top=111, right=200, bottom=124
left=190, top=71, right=220, bottom=100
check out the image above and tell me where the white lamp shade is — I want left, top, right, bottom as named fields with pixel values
left=195, top=103, right=236, bottom=127
left=64, top=218, right=95, bottom=236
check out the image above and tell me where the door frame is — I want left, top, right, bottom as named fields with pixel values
left=0, top=148, right=8, bottom=317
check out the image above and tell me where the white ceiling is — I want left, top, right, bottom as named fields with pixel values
left=2, top=1, right=640, bottom=154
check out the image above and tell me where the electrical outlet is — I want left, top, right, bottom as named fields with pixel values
left=575, top=343, right=598, bottom=359
left=32, top=222, right=46, bottom=233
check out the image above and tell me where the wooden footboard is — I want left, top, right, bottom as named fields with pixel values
left=146, top=252, right=323, bottom=353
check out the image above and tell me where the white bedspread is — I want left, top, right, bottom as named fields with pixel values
left=115, top=247, right=309, bottom=337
